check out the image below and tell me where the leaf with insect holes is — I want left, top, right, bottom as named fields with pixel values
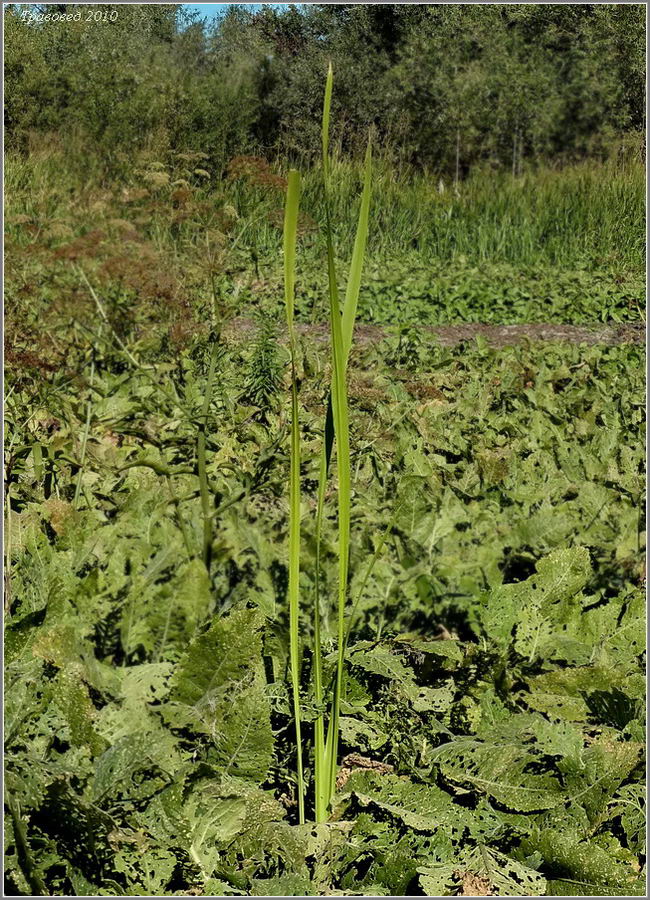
left=607, top=783, right=646, bottom=853
left=529, top=715, right=584, bottom=763
left=523, top=828, right=646, bottom=896
left=419, top=845, right=547, bottom=897
left=31, top=622, right=119, bottom=694
left=335, top=771, right=519, bottom=860
left=592, top=587, right=645, bottom=672
left=112, top=846, right=177, bottom=895
left=250, top=873, right=312, bottom=896
left=467, top=845, right=545, bottom=897
left=399, top=638, right=463, bottom=665
left=91, top=729, right=182, bottom=802
left=197, top=777, right=308, bottom=876
left=166, top=607, right=273, bottom=782
left=180, top=784, right=250, bottom=877
left=347, top=642, right=417, bottom=691
left=410, top=684, right=455, bottom=714
left=523, top=665, right=644, bottom=723
left=545, top=583, right=645, bottom=669
left=137, top=780, right=192, bottom=848
left=417, top=863, right=459, bottom=897
left=170, top=558, right=214, bottom=630
left=137, top=777, right=271, bottom=883
left=339, top=716, right=388, bottom=751
left=337, top=771, right=464, bottom=832
left=433, top=738, right=565, bottom=812
left=480, top=547, right=591, bottom=656
left=96, top=663, right=174, bottom=744
left=53, top=667, right=106, bottom=756
left=559, top=736, right=642, bottom=825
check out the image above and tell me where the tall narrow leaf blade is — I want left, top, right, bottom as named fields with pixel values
left=320, top=61, right=353, bottom=804
left=284, top=171, right=301, bottom=329
left=322, top=62, right=333, bottom=182
left=342, top=141, right=372, bottom=361
left=283, top=168, right=305, bottom=824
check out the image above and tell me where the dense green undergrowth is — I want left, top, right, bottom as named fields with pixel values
left=4, top=5, right=648, bottom=890
left=5, top=308, right=645, bottom=894
left=238, top=259, right=644, bottom=327
left=4, top=151, right=645, bottom=351
left=4, top=136, right=646, bottom=895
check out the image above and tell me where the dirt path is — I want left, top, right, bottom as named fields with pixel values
left=225, top=318, right=645, bottom=349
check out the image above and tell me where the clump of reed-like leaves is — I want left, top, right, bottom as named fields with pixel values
left=284, top=64, right=372, bottom=824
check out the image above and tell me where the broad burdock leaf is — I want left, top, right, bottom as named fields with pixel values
left=560, top=736, right=642, bottom=825
left=339, top=716, right=388, bottom=751
left=167, top=607, right=273, bottom=782
left=169, top=557, right=214, bottom=629
left=96, top=663, right=174, bottom=744
left=183, top=788, right=248, bottom=877
left=120, top=661, right=174, bottom=704
left=137, top=778, right=291, bottom=881
left=336, top=771, right=504, bottom=841
left=215, top=779, right=308, bottom=877
left=480, top=547, right=591, bottom=657
left=250, top=873, right=312, bottom=896
left=523, top=688, right=591, bottom=722
left=411, top=685, right=455, bottom=714
left=137, top=777, right=268, bottom=879
left=433, top=738, right=565, bottom=812
left=113, top=845, right=177, bottom=895
left=346, top=642, right=416, bottom=689
left=598, top=587, right=645, bottom=670
left=91, top=729, right=181, bottom=802
left=417, top=863, right=458, bottom=897
left=419, top=845, right=546, bottom=897
left=467, top=845, right=547, bottom=896
left=529, top=716, right=584, bottom=763
left=523, top=665, right=643, bottom=723
left=306, top=821, right=355, bottom=893
left=524, top=827, right=646, bottom=896
left=139, top=780, right=192, bottom=848
left=4, top=658, right=50, bottom=747
left=53, top=667, right=106, bottom=756
left=514, top=605, right=554, bottom=662
left=607, top=783, right=646, bottom=854
left=398, top=637, right=463, bottom=665
left=549, top=584, right=645, bottom=669
left=32, top=622, right=119, bottom=693
left=337, top=771, right=462, bottom=832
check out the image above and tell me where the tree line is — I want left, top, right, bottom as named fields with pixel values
left=4, top=3, right=645, bottom=174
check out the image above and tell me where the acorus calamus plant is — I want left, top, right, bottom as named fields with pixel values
left=284, top=64, right=372, bottom=824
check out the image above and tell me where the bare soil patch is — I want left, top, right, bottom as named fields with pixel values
left=225, top=318, right=645, bottom=349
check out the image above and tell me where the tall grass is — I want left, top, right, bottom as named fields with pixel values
left=5, top=144, right=644, bottom=273
left=197, top=341, right=220, bottom=570
left=283, top=65, right=372, bottom=823
left=252, top=157, right=645, bottom=270
left=283, top=169, right=305, bottom=824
